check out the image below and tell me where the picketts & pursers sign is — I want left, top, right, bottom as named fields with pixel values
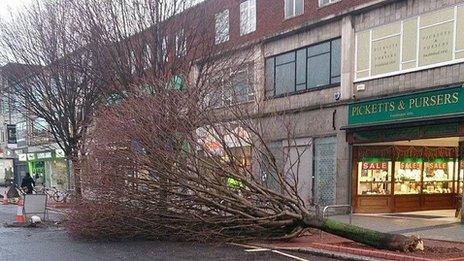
left=348, top=85, right=464, bottom=125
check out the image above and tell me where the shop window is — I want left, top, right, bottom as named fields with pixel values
left=394, top=158, right=422, bottom=195
left=357, top=158, right=392, bottom=195
left=423, top=158, right=454, bottom=194
left=265, top=38, right=341, bottom=98
left=284, top=0, right=304, bottom=19
left=240, top=0, right=256, bottom=36
left=215, top=10, right=229, bottom=44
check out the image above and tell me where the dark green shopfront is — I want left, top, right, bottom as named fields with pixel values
left=344, top=85, right=464, bottom=213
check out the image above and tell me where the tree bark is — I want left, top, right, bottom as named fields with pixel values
left=304, top=216, right=424, bottom=252
left=71, top=154, right=82, bottom=197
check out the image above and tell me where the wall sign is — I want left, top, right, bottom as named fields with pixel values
left=355, top=5, right=464, bottom=81
left=348, top=85, right=464, bottom=125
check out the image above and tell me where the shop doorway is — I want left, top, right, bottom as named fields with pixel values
left=352, top=137, right=463, bottom=213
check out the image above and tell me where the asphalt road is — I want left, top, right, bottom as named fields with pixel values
left=0, top=205, right=335, bottom=261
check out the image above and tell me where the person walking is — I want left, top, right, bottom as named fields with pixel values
left=21, top=173, right=35, bottom=194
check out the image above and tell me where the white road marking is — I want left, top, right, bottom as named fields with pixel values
left=244, top=248, right=270, bottom=252
left=271, top=250, right=311, bottom=261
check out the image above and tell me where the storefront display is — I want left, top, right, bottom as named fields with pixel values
left=422, top=159, right=454, bottom=194
left=353, top=145, right=460, bottom=213
left=0, top=159, right=14, bottom=186
left=394, top=159, right=422, bottom=195
left=357, top=159, right=391, bottom=195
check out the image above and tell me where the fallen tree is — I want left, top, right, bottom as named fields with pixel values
left=68, top=82, right=424, bottom=252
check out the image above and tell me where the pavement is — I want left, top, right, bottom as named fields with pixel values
left=331, top=210, right=464, bottom=242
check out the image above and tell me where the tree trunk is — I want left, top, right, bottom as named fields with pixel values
left=304, top=216, right=424, bottom=252
left=71, top=155, right=82, bottom=197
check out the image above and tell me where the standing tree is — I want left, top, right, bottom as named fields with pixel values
left=0, top=0, right=107, bottom=194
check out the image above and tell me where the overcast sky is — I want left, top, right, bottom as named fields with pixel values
left=0, top=0, right=31, bottom=21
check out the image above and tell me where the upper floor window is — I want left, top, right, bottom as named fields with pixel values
left=33, top=117, right=48, bottom=135
left=130, top=50, right=137, bottom=74
left=143, top=44, right=152, bottom=70
left=319, top=0, right=340, bottom=7
left=158, top=36, right=169, bottom=63
left=265, top=38, right=341, bottom=98
left=215, top=10, right=230, bottom=44
left=205, top=65, right=254, bottom=108
left=176, top=29, right=187, bottom=57
left=240, top=0, right=256, bottom=36
left=284, top=0, right=304, bottom=19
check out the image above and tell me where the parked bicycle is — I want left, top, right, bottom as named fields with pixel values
left=35, top=186, right=74, bottom=203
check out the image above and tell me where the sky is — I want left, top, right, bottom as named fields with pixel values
left=0, top=0, right=31, bottom=21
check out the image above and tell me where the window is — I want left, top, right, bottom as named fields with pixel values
left=319, top=0, right=340, bottom=7
left=205, top=65, right=254, bottom=107
left=176, top=29, right=187, bottom=57
left=240, top=0, right=256, bottom=36
left=143, top=44, right=152, bottom=70
left=215, top=10, right=229, bottom=44
left=284, top=0, right=304, bottom=19
left=33, top=117, right=48, bottom=134
left=225, top=68, right=255, bottom=105
left=159, top=37, right=169, bottom=63
left=265, top=38, right=341, bottom=98
left=130, top=50, right=136, bottom=74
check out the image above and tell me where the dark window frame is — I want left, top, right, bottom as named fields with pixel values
left=265, top=37, right=341, bottom=99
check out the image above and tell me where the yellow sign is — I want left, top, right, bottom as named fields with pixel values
left=355, top=5, right=464, bottom=81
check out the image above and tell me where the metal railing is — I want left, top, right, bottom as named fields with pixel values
left=322, top=204, right=352, bottom=224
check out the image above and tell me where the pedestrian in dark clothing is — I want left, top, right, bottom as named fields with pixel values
left=21, top=173, right=35, bottom=194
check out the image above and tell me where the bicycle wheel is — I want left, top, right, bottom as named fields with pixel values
left=53, top=191, right=66, bottom=203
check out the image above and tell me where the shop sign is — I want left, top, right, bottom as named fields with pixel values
left=400, top=162, right=421, bottom=170
left=362, top=162, right=388, bottom=170
left=355, top=5, right=464, bottom=81
left=18, top=154, right=27, bottom=162
left=36, top=152, right=53, bottom=160
left=348, top=85, right=464, bottom=125
left=27, top=153, right=36, bottom=161
left=427, top=162, right=448, bottom=169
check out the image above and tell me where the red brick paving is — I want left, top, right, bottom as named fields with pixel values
left=255, top=229, right=464, bottom=261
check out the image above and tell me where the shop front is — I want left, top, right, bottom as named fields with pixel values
left=345, top=84, right=464, bottom=213
left=22, top=149, right=68, bottom=190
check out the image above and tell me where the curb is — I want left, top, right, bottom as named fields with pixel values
left=235, top=243, right=379, bottom=261
left=311, top=243, right=434, bottom=261
left=249, top=242, right=464, bottom=261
